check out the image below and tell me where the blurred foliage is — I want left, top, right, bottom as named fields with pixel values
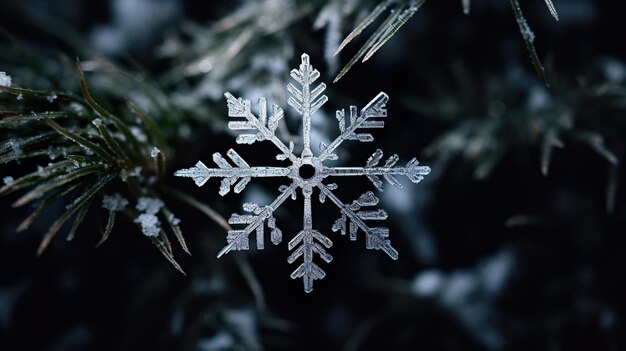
left=415, top=61, right=624, bottom=197
left=0, top=34, right=213, bottom=271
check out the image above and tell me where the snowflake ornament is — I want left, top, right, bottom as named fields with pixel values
left=175, top=54, right=431, bottom=292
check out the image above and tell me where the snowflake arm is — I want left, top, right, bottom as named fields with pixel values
left=318, top=92, right=389, bottom=162
left=287, top=185, right=333, bottom=293
left=321, top=149, right=431, bottom=191
left=224, top=92, right=297, bottom=162
left=287, top=53, right=328, bottom=160
left=216, top=182, right=297, bottom=258
left=174, top=149, right=291, bottom=195
left=318, top=183, right=398, bottom=259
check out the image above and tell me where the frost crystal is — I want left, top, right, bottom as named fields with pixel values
left=91, top=118, right=103, bottom=128
left=175, top=54, right=431, bottom=292
left=0, top=72, right=11, bottom=90
left=134, top=197, right=164, bottom=237
left=150, top=146, right=161, bottom=159
left=102, top=193, right=129, bottom=212
left=3, top=176, right=14, bottom=185
left=135, top=213, right=160, bottom=237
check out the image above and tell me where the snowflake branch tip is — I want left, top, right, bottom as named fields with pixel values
left=288, top=229, right=333, bottom=293
left=406, top=158, right=431, bottom=183
left=174, top=161, right=210, bottom=187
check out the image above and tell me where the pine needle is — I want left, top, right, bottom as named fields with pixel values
left=334, top=0, right=392, bottom=56
left=161, top=206, right=191, bottom=255
left=509, top=0, right=549, bottom=86
left=66, top=196, right=93, bottom=241
left=96, top=210, right=116, bottom=247
left=362, top=0, right=426, bottom=63
left=544, top=0, right=559, bottom=21
left=334, top=2, right=404, bottom=83
left=37, top=173, right=115, bottom=256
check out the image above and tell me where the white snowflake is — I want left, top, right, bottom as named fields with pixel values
left=175, top=54, right=431, bottom=292
left=150, top=146, right=161, bottom=159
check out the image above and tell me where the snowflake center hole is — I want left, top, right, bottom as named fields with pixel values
left=298, top=164, right=316, bottom=179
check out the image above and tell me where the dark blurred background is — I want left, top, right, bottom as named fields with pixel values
left=1, top=0, right=626, bottom=350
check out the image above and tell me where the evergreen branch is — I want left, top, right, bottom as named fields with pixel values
left=37, top=173, right=116, bottom=256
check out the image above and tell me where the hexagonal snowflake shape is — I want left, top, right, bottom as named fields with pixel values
left=176, top=54, right=431, bottom=292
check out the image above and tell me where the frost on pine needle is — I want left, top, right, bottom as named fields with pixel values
left=3, top=176, right=14, bottom=185
left=544, top=0, right=559, bottom=21
left=176, top=53, right=431, bottom=292
left=334, top=0, right=555, bottom=83
left=0, top=60, right=189, bottom=271
left=135, top=213, right=161, bottom=237
left=334, top=0, right=426, bottom=83
left=135, top=197, right=164, bottom=237
left=102, top=193, right=129, bottom=212
left=151, top=146, right=161, bottom=158
left=509, top=0, right=548, bottom=85
left=8, top=141, right=22, bottom=158
left=0, top=72, right=11, bottom=91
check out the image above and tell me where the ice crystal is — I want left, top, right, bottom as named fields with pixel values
left=150, top=146, right=161, bottom=159
left=135, top=213, right=160, bottom=237
left=0, top=72, right=11, bottom=90
left=102, top=193, right=129, bottom=212
left=175, top=54, right=431, bottom=292
left=134, top=197, right=164, bottom=237
left=3, top=176, right=14, bottom=185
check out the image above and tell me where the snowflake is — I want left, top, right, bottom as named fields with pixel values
left=175, top=54, right=431, bottom=292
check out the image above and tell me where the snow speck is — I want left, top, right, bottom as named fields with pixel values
left=16, top=94, right=23, bottom=101
left=102, top=193, right=129, bottom=212
left=518, top=17, right=535, bottom=43
left=0, top=72, right=11, bottom=91
left=150, top=146, right=161, bottom=159
left=133, top=196, right=163, bottom=237
left=134, top=213, right=160, bottom=237
left=47, top=95, right=58, bottom=103
left=9, top=141, right=22, bottom=157
left=91, top=118, right=103, bottom=128
left=3, top=176, right=14, bottom=185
